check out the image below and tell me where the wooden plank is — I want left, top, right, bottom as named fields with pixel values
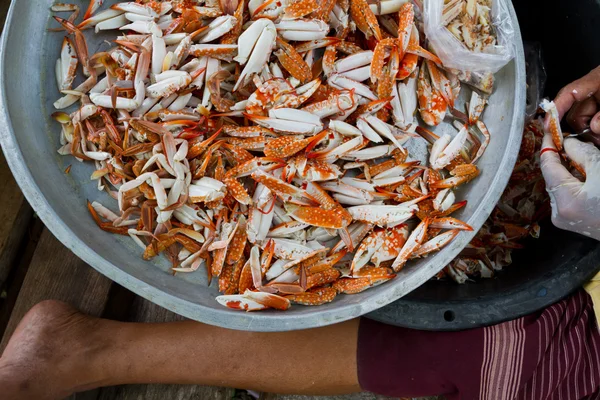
left=97, top=297, right=236, bottom=400
left=0, top=216, right=44, bottom=338
left=0, top=153, right=34, bottom=288
left=0, top=228, right=114, bottom=352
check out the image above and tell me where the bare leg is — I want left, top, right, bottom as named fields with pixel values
left=0, top=301, right=360, bottom=399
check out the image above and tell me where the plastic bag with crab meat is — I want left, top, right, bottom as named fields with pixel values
left=423, top=0, right=515, bottom=73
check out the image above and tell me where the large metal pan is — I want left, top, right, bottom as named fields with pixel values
left=0, top=0, right=525, bottom=331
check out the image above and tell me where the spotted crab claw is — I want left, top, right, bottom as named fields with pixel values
left=540, top=99, right=563, bottom=151
left=350, top=0, right=382, bottom=40
left=391, top=217, right=430, bottom=271
left=282, top=0, right=320, bottom=19
left=274, top=38, right=312, bottom=83
left=426, top=60, right=455, bottom=108
left=233, top=18, right=277, bottom=91
left=301, top=90, right=358, bottom=119
left=246, top=108, right=323, bottom=134
left=285, top=287, right=337, bottom=306
left=347, top=204, right=417, bottom=227
left=275, top=19, right=329, bottom=41
left=189, top=44, right=238, bottom=59
left=251, top=169, right=317, bottom=206
left=271, top=238, right=323, bottom=260
left=333, top=266, right=395, bottom=294
left=264, top=130, right=328, bottom=158
left=418, top=62, right=447, bottom=126
left=430, top=164, right=480, bottom=189
left=285, top=203, right=352, bottom=229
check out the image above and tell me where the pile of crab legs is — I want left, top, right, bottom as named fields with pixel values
left=50, top=0, right=497, bottom=311
left=440, top=119, right=549, bottom=283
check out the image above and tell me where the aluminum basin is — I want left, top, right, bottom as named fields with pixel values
left=0, top=0, right=525, bottom=331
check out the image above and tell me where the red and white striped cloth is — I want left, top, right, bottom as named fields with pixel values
left=358, top=290, right=600, bottom=399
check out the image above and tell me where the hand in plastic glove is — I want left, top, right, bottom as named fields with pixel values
left=541, top=133, right=600, bottom=241
left=540, top=67, right=600, bottom=240
left=556, top=66, right=600, bottom=140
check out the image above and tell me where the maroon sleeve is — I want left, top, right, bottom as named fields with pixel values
left=357, top=290, right=600, bottom=400
left=357, top=317, right=485, bottom=399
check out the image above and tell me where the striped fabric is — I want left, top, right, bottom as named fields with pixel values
left=358, top=290, right=600, bottom=399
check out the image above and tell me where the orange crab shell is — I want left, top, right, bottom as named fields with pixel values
left=305, top=268, right=341, bottom=290
left=286, top=204, right=353, bottom=229
left=275, top=38, right=313, bottom=83
left=285, top=287, right=338, bottom=305
left=349, top=0, right=382, bottom=41
left=284, top=0, right=320, bottom=18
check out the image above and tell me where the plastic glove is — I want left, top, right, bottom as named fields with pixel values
left=540, top=134, right=600, bottom=240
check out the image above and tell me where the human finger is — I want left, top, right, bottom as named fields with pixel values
left=554, top=66, right=600, bottom=119
left=591, top=111, right=600, bottom=134
left=566, top=97, right=598, bottom=132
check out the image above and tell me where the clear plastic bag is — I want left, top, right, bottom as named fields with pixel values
left=424, top=0, right=516, bottom=73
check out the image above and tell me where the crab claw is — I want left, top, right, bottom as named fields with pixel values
left=264, top=130, right=328, bottom=158
left=245, top=108, right=323, bottom=134
left=252, top=169, right=317, bottom=206
left=347, top=204, right=417, bottom=227
left=328, top=73, right=377, bottom=100
left=411, top=229, right=460, bottom=259
left=275, top=19, right=329, bottom=41
left=233, top=18, right=277, bottom=91
left=430, top=125, right=468, bottom=170
left=350, top=0, right=382, bottom=40
left=540, top=99, right=563, bottom=151
left=429, top=217, right=473, bottom=231
left=391, top=217, right=430, bottom=271
left=285, top=203, right=352, bottom=229
left=285, top=287, right=337, bottom=306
